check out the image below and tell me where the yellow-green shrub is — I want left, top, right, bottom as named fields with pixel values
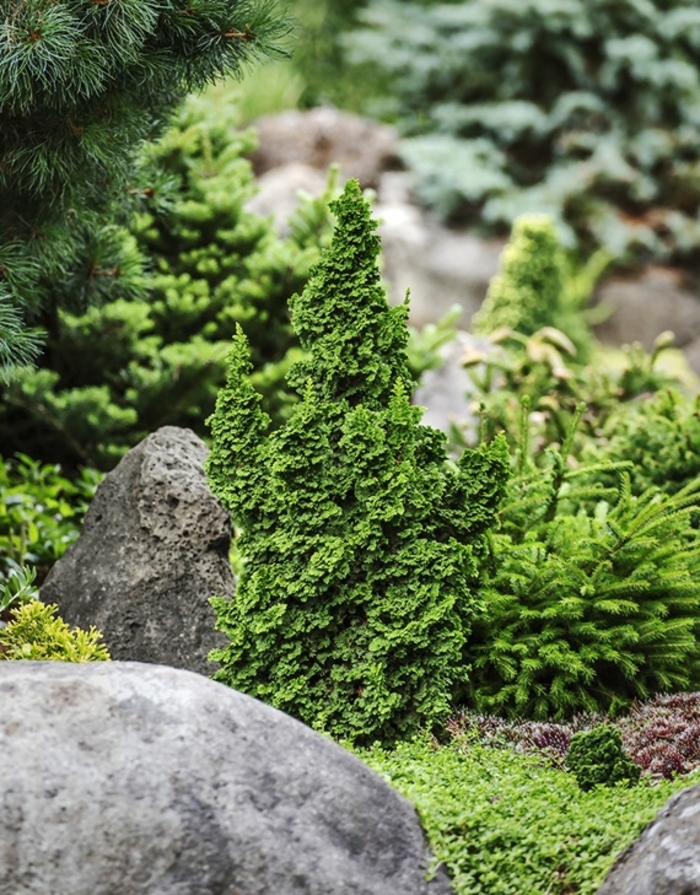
left=0, top=600, right=110, bottom=662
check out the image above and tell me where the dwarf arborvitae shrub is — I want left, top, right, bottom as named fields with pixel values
left=464, top=409, right=700, bottom=720
left=0, top=599, right=109, bottom=662
left=346, top=0, right=700, bottom=264
left=0, top=0, right=291, bottom=375
left=567, top=725, right=641, bottom=791
left=206, top=180, right=510, bottom=746
left=0, top=95, right=335, bottom=469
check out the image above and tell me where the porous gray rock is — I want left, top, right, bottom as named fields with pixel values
left=0, top=661, right=454, bottom=895
left=595, top=785, right=700, bottom=895
left=40, top=426, right=233, bottom=676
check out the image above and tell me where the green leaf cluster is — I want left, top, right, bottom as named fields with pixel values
left=345, top=0, right=700, bottom=265
left=472, top=216, right=607, bottom=362
left=464, top=427, right=700, bottom=720
left=592, top=387, right=700, bottom=498
left=0, top=0, right=291, bottom=372
left=567, top=724, right=641, bottom=791
left=0, top=94, right=336, bottom=470
left=0, top=453, right=98, bottom=586
left=358, top=735, right=700, bottom=895
left=463, top=217, right=683, bottom=459
left=206, top=180, right=510, bottom=746
left=0, top=599, right=109, bottom=662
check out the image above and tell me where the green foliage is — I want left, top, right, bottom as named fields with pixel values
left=0, top=95, right=336, bottom=469
left=464, top=414, right=700, bottom=720
left=472, top=216, right=608, bottom=362
left=0, top=0, right=292, bottom=373
left=358, top=735, right=700, bottom=895
left=206, top=180, right=509, bottom=746
left=595, top=387, right=700, bottom=498
left=0, top=565, right=39, bottom=620
left=0, top=453, right=99, bottom=586
left=0, top=599, right=109, bottom=662
left=463, top=328, right=684, bottom=462
left=567, top=724, right=641, bottom=791
left=346, top=0, right=700, bottom=265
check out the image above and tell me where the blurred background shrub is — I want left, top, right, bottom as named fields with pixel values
left=342, top=0, right=700, bottom=268
left=0, top=94, right=336, bottom=471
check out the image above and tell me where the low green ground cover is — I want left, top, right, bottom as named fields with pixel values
left=358, top=735, right=700, bottom=895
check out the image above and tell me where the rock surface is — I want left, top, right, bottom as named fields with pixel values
left=247, top=110, right=700, bottom=372
left=248, top=106, right=401, bottom=188
left=41, top=426, right=233, bottom=676
left=0, top=661, right=453, bottom=895
left=593, top=265, right=700, bottom=353
left=595, top=785, right=700, bottom=895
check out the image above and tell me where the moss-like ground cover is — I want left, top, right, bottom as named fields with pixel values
left=357, top=735, right=700, bottom=895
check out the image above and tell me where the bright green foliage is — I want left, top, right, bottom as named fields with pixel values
left=358, top=736, right=700, bottom=895
left=206, top=180, right=510, bottom=746
left=472, top=216, right=606, bottom=361
left=596, top=387, right=700, bottom=498
left=567, top=724, right=641, bottom=791
left=464, top=429, right=700, bottom=720
left=0, top=0, right=291, bottom=373
left=346, top=0, right=700, bottom=264
left=0, top=96, right=335, bottom=469
left=0, top=599, right=109, bottom=661
left=0, top=565, right=39, bottom=620
left=0, top=453, right=99, bottom=587
left=464, top=329, right=683, bottom=461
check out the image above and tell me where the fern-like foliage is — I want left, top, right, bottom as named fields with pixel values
left=206, top=180, right=510, bottom=746
left=464, top=411, right=700, bottom=720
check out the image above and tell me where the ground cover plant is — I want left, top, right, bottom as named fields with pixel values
left=357, top=734, right=700, bottom=895
left=345, top=0, right=700, bottom=267
left=447, top=692, right=700, bottom=782
left=206, top=179, right=509, bottom=745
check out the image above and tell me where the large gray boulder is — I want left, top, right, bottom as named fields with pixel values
left=0, top=661, right=453, bottom=895
left=41, top=426, right=233, bottom=676
left=595, top=785, right=700, bottom=895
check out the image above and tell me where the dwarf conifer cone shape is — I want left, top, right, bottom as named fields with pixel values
left=206, top=180, right=510, bottom=746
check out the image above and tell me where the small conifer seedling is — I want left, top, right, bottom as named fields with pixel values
left=206, top=180, right=509, bottom=746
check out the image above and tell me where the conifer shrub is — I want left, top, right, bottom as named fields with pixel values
left=205, top=179, right=510, bottom=746
left=472, top=215, right=605, bottom=362
left=463, top=411, right=700, bottom=720
left=566, top=724, right=641, bottom=791
left=0, top=599, right=109, bottom=662
left=345, top=0, right=700, bottom=265
left=594, top=387, right=700, bottom=498
left=0, top=96, right=335, bottom=469
left=0, top=0, right=291, bottom=373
